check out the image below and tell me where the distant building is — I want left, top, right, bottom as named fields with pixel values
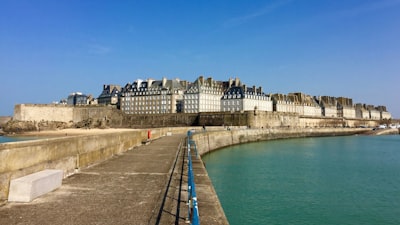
left=58, top=99, right=68, bottom=105
left=355, top=104, right=370, bottom=119
left=95, top=75, right=392, bottom=119
left=120, top=78, right=186, bottom=114
left=337, top=97, right=356, bottom=118
left=87, top=94, right=98, bottom=105
left=272, top=93, right=298, bottom=114
left=365, top=105, right=380, bottom=120
left=272, top=93, right=321, bottom=116
left=290, top=93, right=321, bottom=117
left=221, top=84, right=272, bottom=112
left=376, top=106, right=391, bottom=120
left=97, top=85, right=121, bottom=106
left=184, top=76, right=230, bottom=113
left=316, top=96, right=338, bottom=117
left=67, top=92, right=88, bottom=106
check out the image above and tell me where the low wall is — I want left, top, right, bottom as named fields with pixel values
left=191, top=127, right=371, bottom=156
left=0, top=127, right=191, bottom=205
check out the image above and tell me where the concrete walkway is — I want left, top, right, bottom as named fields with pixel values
left=0, top=133, right=229, bottom=225
left=0, top=134, right=187, bottom=225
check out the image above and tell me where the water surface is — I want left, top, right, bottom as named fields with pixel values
left=0, top=136, right=37, bottom=143
left=202, top=135, right=400, bottom=225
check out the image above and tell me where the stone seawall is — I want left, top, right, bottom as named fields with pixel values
left=0, top=127, right=191, bottom=205
left=0, top=126, right=372, bottom=207
left=191, top=128, right=371, bottom=156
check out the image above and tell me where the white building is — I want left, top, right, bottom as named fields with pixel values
left=184, top=76, right=230, bottom=113
left=272, top=93, right=321, bottom=117
left=337, top=97, right=356, bottom=118
left=221, top=85, right=273, bottom=112
left=355, top=104, right=370, bottom=119
left=317, top=96, right=338, bottom=117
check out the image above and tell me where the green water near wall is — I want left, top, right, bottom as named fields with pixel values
left=0, top=136, right=37, bottom=143
left=202, top=135, right=400, bottom=225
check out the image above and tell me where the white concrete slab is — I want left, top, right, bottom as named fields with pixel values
left=8, top=169, right=63, bottom=202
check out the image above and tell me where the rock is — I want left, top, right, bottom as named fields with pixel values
left=3, top=120, right=37, bottom=133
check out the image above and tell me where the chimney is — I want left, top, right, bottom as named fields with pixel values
left=162, top=77, right=167, bottom=87
left=199, top=76, right=204, bottom=85
left=229, top=78, right=233, bottom=87
left=137, top=79, right=143, bottom=88
left=147, top=78, right=154, bottom=87
left=207, top=77, right=212, bottom=85
left=243, top=84, right=247, bottom=93
left=235, top=77, right=240, bottom=86
left=252, top=85, right=256, bottom=94
left=258, top=86, right=262, bottom=94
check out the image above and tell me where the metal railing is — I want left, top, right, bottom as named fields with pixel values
left=187, top=131, right=200, bottom=225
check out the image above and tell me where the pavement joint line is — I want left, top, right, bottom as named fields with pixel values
left=79, top=172, right=168, bottom=175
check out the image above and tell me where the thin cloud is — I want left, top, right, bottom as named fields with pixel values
left=88, top=44, right=112, bottom=55
left=223, top=0, right=294, bottom=28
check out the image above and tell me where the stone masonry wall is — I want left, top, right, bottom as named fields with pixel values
left=14, top=104, right=74, bottom=123
left=13, top=104, right=381, bottom=129
left=191, top=127, right=371, bottom=156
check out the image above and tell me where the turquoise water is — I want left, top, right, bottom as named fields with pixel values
left=202, top=135, right=400, bottom=225
left=0, top=136, right=37, bottom=143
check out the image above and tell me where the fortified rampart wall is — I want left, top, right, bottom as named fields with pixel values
left=0, top=127, right=190, bottom=205
left=14, top=104, right=74, bottom=123
left=12, top=104, right=381, bottom=129
left=13, top=104, right=117, bottom=124
left=191, top=127, right=371, bottom=156
left=298, top=116, right=380, bottom=128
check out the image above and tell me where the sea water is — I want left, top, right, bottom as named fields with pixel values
left=202, top=135, right=400, bottom=225
left=0, top=136, right=37, bottom=143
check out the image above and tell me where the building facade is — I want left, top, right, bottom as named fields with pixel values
left=97, top=85, right=121, bottom=106
left=95, top=75, right=391, bottom=120
left=221, top=85, right=272, bottom=112
left=120, top=78, right=186, bottom=114
left=316, top=96, right=338, bottom=117
left=337, top=97, right=356, bottom=118
left=355, top=104, right=370, bottom=119
left=67, top=92, right=88, bottom=106
left=272, top=93, right=321, bottom=117
left=376, top=106, right=392, bottom=120
left=184, top=76, right=230, bottom=113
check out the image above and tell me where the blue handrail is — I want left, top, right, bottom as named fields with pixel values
left=187, top=131, right=200, bottom=225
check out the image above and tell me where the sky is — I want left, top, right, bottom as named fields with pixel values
left=1, top=0, right=399, bottom=118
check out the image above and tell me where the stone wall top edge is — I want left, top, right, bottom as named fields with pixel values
left=17, top=104, right=74, bottom=108
left=0, top=127, right=196, bottom=151
left=192, top=127, right=370, bottom=155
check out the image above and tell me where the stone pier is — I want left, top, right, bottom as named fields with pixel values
left=0, top=133, right=229, bottom=224
left=0, top=127, right=374, bottom=224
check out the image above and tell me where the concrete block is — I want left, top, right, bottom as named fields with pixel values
left=8, top=169, right=63, bottom=202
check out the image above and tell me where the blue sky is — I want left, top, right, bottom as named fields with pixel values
left=1, top=0, right=399, bottom=118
